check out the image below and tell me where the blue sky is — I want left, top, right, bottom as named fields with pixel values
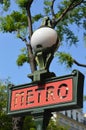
left=0, top=0, right=86, bottom=112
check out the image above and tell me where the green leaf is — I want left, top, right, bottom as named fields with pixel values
left=0, top=0, right=10, bottom=11
left=47, top=118, right=69, bottom=130
left=63, top=27, right=78, bottom=45
left=56, top=52, right=74, bottom=68
left=23, top=116, right=36, bottom=130
left=44, top=0, right=52, bottom=6
left=32, top=14, right=43, bottom=23
left=44, top=0, right=52, bottom=15
left=0, top=81, right=12, bottom=130
left=16, top=0, right=28, bottom=8
left=83, top=95, right=86, bottom=101
left=0, top=11, right=28, bottom=33
left=16, top=53, right=28, bottom=66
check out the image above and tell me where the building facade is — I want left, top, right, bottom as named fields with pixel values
left=53, top=109, right=86, bottom=130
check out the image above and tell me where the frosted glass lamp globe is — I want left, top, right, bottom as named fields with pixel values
left=31, top=27, right=59, bottom=51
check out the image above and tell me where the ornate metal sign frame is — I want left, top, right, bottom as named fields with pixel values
left=7, top=70, right=84, bottom=116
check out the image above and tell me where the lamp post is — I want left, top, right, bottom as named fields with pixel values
left=28, top=26, right=59, bottom=83
left=28, top=26, right=59, bottom=130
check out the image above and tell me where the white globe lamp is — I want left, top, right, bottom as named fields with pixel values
left=31, top=27, right=59, bottom=51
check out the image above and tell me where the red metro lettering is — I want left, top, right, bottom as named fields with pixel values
left=46, top=86, right=55, bottom=101
left=11, top=79, right=73, bottom=111
left=58, top=84, right=69, bottom=99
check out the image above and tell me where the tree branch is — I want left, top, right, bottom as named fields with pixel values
left=55, top=0, right=75, bottom=24
left=26, top=44, right=37, bottom=72
left=69, top=0, right=83, bottom=10
left=50, top=0, right=56, bottom=17
left=27, top=9, right=33, bottom=40
left=17, top=29, right=28, bottom=44
left=18, top=36, right=28, bottom=44
left=25, top=0, right=37, bottom=73
left=26, top=0, right=33, bottom=40
left=50, top=0, right=56, bottom=28
left=53, top=0, right=83, bottom=27
left=73, top=59, right=86, bottom=67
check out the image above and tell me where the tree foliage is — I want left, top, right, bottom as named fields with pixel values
left=0, top=0, right=86, bottom=130
left=0, top=80, right=36, bottom=130
left=23, top=116, right=36, bottom=130
left=0, top=81, right=12, bottom=130
left=56, top=52, right=74, bottom=68
left=0, top=11, right=28, bottom=33
left=0, top=0, right=86, bottom=69
left=47, top=118, right=69, bottom=130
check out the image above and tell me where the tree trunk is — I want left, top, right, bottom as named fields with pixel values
left=12, top=2, right=35, bottom=130
left=12, top=117, right=25, bottom=130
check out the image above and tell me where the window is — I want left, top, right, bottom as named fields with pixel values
left=76, top=112, right=79, bottom=121
left=71, top=110, right=73, bottom=119
left=65, top=111, right=67, bottom=116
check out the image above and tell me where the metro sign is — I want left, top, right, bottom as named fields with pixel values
left=7, top=70, right=84, bottom=115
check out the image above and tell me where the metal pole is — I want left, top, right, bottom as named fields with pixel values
left=32, top=110, right=52, bottom=130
